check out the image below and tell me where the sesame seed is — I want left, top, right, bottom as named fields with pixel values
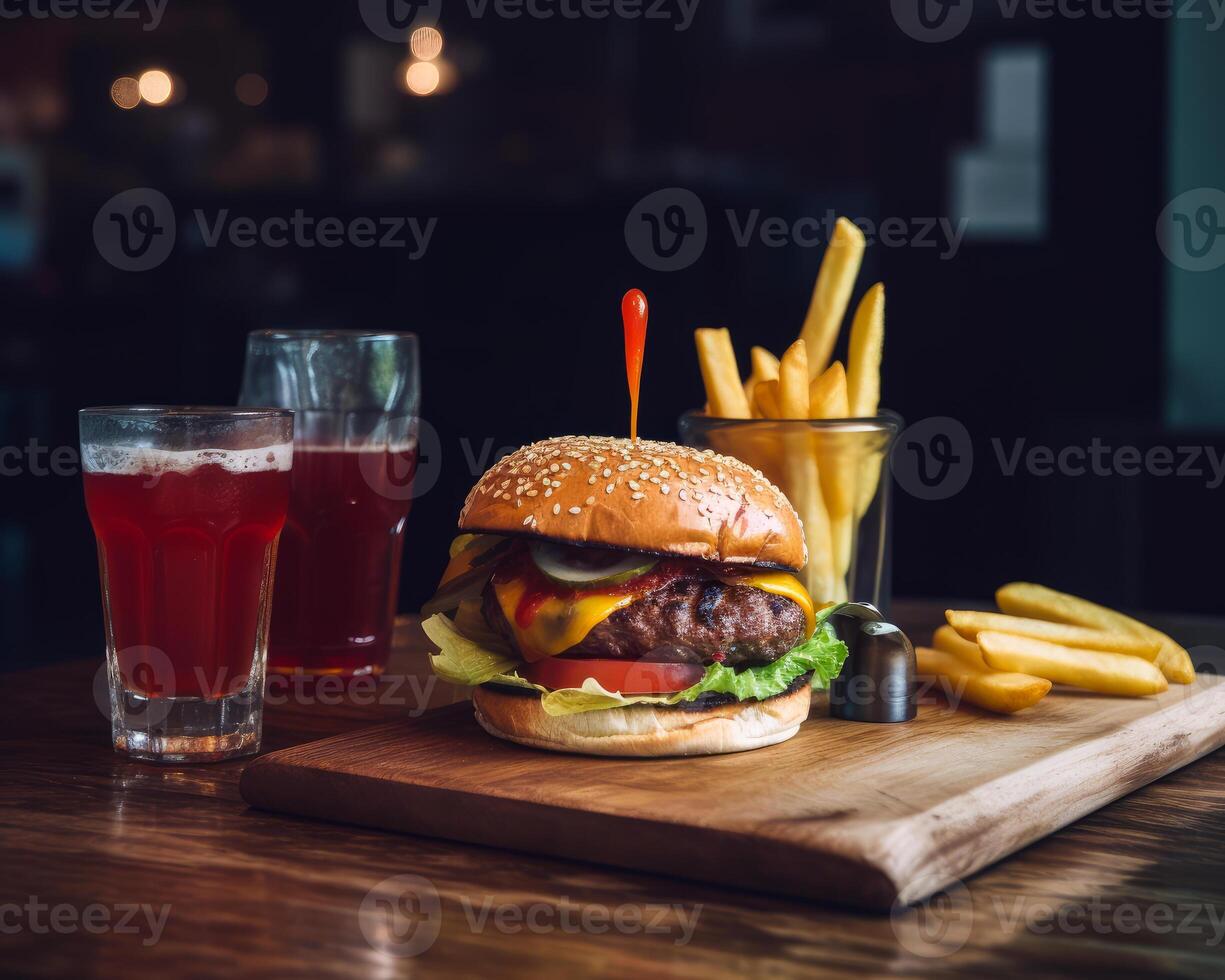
left=606, top=483, right=615, bottom=494
left=629, top=480, right=641, bottom=491
left=588, top=475, right=597, bottom=485
left=562, top=463, right=571, bottom=471
left=516, top=499, right=522, bottom=508
left=545, top=488, right=553, bottom=498
left=660, top=485, right=670, bottom=494
left=585, top=496, right=595, bottom=505
left=602, top=468, right=611, bottom=478
left=550, top=463, right=560, bottom=473
left=553, top=503, right=561, bottom=515
left=678, top=489, right=688, bottom=501
left=568, top=506, right=582, bottom=515
left=526, top=490, right=538, bottom=497
left=631, top=492, right=645, bottom=500
left=522, top=515, right=533, bottom=525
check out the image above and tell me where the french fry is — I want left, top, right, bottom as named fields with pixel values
left=777, top=340, right=809, bottom=418
left=846, top=283, right=885, bottom=418
left=977, top=631, right=1168, bottom=697
left=932, top=625, right=987, bottom=666
left=996, top=582, right=1195, bottom=685
left=799, top=218, right=866, bottom=378
left=753, top=379, right=780, bottom=419
left=848, top=284, right=886, bottom=522
left=809, top=361, right=848, bottom=419
left=917, top=647, right=1052, bottom=714
left=695, top=328, right=751, bottom=419
left=807, top=361, right=854, bottom=589
left=776, top=340, right=837, bottom=599
left=945, top=610, right=1161, bottom=661
left=787, top=452, right=840, bottom=603
left=743, top=346, right=780, bottom=413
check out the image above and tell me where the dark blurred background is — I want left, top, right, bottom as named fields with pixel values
left=3, top=1, right=1223, bottom=670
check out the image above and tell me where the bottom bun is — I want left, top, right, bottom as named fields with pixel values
left=472, top=684, right=811, bottom=757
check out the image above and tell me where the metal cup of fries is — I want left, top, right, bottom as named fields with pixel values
left=679, top=411, right=899, bottom=610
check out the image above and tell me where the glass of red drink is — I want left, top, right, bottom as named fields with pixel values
left=239, top=331, right=419, bottom=678
left=80, top=406, right=293, bottom=762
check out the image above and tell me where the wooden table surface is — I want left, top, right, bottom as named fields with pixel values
left=4, top=601, right=1225, bottom=979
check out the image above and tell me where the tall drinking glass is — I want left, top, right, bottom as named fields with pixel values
left=80, top=407, right=293, bottom=762
left=239, top=331, right=420, bottom=678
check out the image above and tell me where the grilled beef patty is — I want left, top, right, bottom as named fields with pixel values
left=482, top=573, right=808, bottom=667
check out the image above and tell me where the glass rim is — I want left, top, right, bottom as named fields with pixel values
left=79, top=405, right=294, bottom=420
left=247, top=329, right=418, bottom=344
left=680, top=407, right=903, bottom=433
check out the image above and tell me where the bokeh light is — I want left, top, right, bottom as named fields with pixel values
left=110, top=76, right=141, bottom=110
left=137, top=69, right=173, bottom=106
left=405, top=61, right=440, bottom=96
left=235, top=73, right=268, bottom=107
left=410, top=27, right=443, bottom=61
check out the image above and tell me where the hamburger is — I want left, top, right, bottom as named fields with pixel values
left=422, top=435, right=848, bottom=757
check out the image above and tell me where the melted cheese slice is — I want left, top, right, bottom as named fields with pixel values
left=493, top=570, right=815, bottom=662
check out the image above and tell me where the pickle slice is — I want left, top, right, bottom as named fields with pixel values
left=529, top=540, right=657, bottom=588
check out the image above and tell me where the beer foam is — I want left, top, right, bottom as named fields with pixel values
left=82, top=443, right=293, bottom=476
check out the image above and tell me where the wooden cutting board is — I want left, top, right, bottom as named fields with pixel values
left=241, top=677, right=1225, bottom=910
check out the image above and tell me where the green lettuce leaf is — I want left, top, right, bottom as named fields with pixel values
left=423, top=609, right=850, bottom=717
left=422, top=612, right=518, bottom=686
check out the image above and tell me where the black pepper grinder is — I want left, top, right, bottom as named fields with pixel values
left=827, top=603, right=917, bottom=724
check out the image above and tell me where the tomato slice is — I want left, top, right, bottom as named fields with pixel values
left=519, top=658, right=705, bottom=695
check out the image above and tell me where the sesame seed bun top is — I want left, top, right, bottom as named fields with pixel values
left=458, top=435, right=808, bottom=572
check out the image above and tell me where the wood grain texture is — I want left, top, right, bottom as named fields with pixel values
left=5, top=605, right=1225, bottom=978
left=240, top=677, right=1225, bottom=910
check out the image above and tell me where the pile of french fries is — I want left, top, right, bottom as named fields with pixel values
left=917, top=582, right=1197, bottom=714
left=694, top=218, right=882, bottom=603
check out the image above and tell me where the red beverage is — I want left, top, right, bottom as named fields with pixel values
left=83, top=452, right=292, bottom=699
left=268, top=444, right=417, bottom=676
